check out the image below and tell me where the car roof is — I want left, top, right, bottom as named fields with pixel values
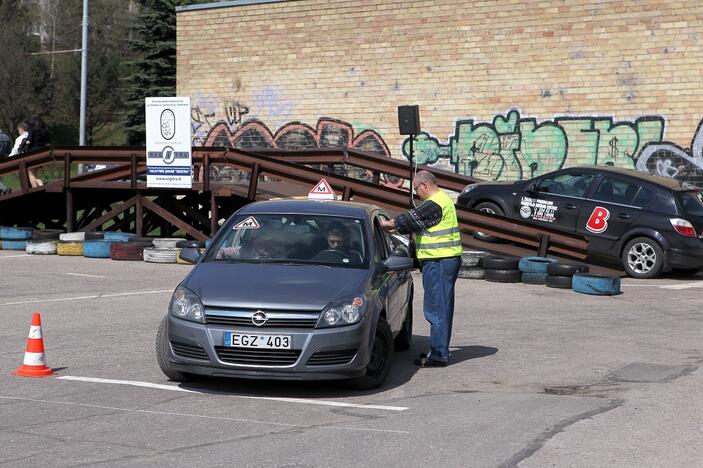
left=567, top=166, right=694, bottom=191
left=237, top=199, right=378, bottom=218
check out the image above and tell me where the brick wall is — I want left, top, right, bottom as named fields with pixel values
left=177, top=0, right=703, bottom=185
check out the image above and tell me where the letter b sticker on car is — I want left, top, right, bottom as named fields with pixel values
left=586, top=206, right=610, bottom=233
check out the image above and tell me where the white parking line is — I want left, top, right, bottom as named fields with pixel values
left=57, top=375, right=409, bottom=412
left=66, top=272, right=107, bottom=279
left=0, top=395, right=409, bottom=434
left=659, top=281, right=703, bottom=290
left=0, top=254, right=33, bottom=258
left=0, top=289, right=172, bottom=306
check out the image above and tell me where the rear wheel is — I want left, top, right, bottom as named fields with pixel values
left=156, top=315, right=190, bottom=382
left=622, top=237, right=664, bottom=279
left=348, top=317, right=393, bottom=390
left=473, top=202, right=503, bottom=242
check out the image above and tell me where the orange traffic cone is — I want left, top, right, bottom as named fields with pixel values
left=14, top=313, right=54, bottom=377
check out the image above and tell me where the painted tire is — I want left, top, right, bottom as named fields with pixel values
left=547, top=262, right=590, bottom=277
left=546, top=275, right=573, bottom=289
left=83, top=240, right=113, bottom=258
left=84, top=232, right=105, bottom=240
left=110, top=242, right=150, bottom=261
left=104, top=232, right=137, bottom=242
left=461, top=250, right=488, bottom=268
left=26, top=240, right=58, bottom=254
left=1, top=226, right=33, bottom=240
left=521, top=272, right=547, bottom=285
left=572, top=273, right=621, bottom=296
left=32, top=229, right=64, bottom=240
left=2, top=239, right=27, bottom=250
left=484, top=269, right=522, bottom=283
left=519, top=256, right=558, bottom=274
left=484, top=255, right=520, bottom=270
left=60, top=232, right=85, bottom=242
left=57, top=241, right=83, bottom=256
left=143, top=247, right=179, bottom=263
left=458, top=267, right=485, bottom=279
left=153, top=238, right=186, bottom=249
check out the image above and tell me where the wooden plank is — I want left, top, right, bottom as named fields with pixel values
left=140, top=197, right=208, bottom=241
left=81, top=197, right=137, bottom=232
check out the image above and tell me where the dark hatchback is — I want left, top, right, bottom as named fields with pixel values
left=157, top=199, right=414, bottom=389
left=458, top=166, right=703, bottom=278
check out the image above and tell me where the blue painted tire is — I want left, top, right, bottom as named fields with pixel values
left=1, top=226, right=33, bottom=240
left=104, top=232, right=137, bottom=242
left=521, top=272, right=547, bottom=285
left=519, top=256, right=558, bottom=274
left=83, top=240, right=113, bottom=258
left=572, top=273, right=621, bottom=296
left=2, top=239, right=27, bottom=250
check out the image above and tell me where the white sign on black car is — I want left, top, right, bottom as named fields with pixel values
left=520, top=196, right=557, bottom=222
left=145, top=97, right=192, bottom=189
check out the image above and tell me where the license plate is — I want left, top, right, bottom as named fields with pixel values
left=224, top=332, right=291, bottom=349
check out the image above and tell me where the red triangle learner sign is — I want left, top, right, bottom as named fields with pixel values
left=308, top=178, right=337, bottom=200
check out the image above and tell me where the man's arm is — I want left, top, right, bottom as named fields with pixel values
left=381, top=200, right=443, bottom=234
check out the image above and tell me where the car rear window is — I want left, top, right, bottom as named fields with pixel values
left=677, top=191, right=703, bottom=217
left=592, top=177, right=641, bottom=205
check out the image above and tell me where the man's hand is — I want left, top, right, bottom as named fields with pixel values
left=379, top=219, right=396, bottom=231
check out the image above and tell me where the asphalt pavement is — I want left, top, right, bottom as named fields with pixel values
left=0, top=250, right=701, bottom=467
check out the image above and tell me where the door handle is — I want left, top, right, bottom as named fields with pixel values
left=564, top=203, right=576, bottom=210
left=618, top=213, right=631, bottom=220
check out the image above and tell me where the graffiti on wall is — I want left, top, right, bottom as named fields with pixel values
left=402, top=110, right=667, bottom=181
left=635, top=120, right=703, bottom=185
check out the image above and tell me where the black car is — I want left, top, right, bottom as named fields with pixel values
left=457, top=166, right=703, bottom=278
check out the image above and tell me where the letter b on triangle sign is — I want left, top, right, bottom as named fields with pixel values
left=308, top=178, right=337, bottom=200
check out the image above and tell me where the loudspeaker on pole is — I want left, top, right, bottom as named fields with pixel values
left=397, top=105, right=421, bottom=135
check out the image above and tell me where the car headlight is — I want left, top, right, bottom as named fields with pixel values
left=169, top=286, right=205, bottom=323
left=317, top=295, right=367, bottom=328
left=462, top=183, right=479, bottom=194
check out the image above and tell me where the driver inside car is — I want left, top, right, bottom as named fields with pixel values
left=320, top=222, right=363, bottom=263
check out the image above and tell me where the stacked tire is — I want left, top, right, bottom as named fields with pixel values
left=459, top=250, right=488, bottom=279
left=519, top=256, right=558, bottom=285
left=545, top=262, right=590, bottom=289
left=110, top=238, right=154, bottom=261
left=58, top=232, right=85, bottom=256
left=0, top=226, right=33, bottom=250
left=483, top=255, right=522, bottom=283
left=26, top=229, right=63, bottom=255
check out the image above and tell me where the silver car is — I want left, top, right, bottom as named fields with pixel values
left=156, top=199, right=414, bottom=389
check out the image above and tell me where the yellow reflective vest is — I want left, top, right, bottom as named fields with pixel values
left=415, top=190, right=462, bottom=260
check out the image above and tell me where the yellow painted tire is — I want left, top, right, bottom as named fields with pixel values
left=57, top=241, right=83, bottom=256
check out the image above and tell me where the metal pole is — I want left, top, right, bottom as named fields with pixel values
left=79, top=0, right=89, bottom=146
left=408, top=134, right=414, bottom=208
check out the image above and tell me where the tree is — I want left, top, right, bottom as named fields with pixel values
left=0, top=0, right=52, bottom=138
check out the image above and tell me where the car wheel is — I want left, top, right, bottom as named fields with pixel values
left=394, top=293, right=413, bottom=351
left=621, top=237, right=664, bottom=279
left=156, top=315, right=190, bottom=382
left=348, top=317, right=393, bottom=390
left=473, top=202, right=504, bottom=242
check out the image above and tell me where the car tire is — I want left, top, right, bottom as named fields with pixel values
left=572, top=273, right=621, bottom=295
left=458, top=267, right=485, bottom=279
left=394, top=293, right=413, bottom=351
left=547, top=262, right=590, bottom=277
left=473, top=202, right=503, bottom=242
left=461, top=250, right=488, bottom=268
left=518, top=256, right=558, bottom=274
left=546, top=275, right=573, bottom=289
left=348, top=317, right=393, bottom=390
left=484, top=255, right=520, bottom=270
left=621, top=236, right=664, bottom=279
left=521, top=272, right=547, bottom=285
left=484, top=269, right=522, bottom=283
left=156, top=315, right=190, bottom=382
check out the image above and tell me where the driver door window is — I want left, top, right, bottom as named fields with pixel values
left=535, top=173, right=594, bottom=198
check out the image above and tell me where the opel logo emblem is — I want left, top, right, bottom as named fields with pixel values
left=252, top=311, right=267, bottom=326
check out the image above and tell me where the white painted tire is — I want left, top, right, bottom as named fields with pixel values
left=458, top=267, right=485, bottom=279
left=152, top=238, right=186, bottom=249
left=26, top=240, right=58, bottom=255
left=143, top=247, right=179, bottom=264
left=60, top=232, right=85, bottom=242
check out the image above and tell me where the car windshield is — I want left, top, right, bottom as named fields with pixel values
left=206, top=213, right=368, bottom=267
left=677, top=191, right=703, bottom=217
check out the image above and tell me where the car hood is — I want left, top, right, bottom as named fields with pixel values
left=185, top=262, right=369, bottom=310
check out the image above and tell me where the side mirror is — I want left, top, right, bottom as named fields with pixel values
left=391, top=245, right=409, bottom=258
left=180, top=246, right=202, bottom=264
left=383, top=255, right=414, bottom=271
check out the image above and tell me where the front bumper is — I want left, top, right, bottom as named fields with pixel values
left=166, top=315, right=372, bottom=380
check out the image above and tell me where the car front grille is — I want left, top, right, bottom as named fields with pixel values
left=170, top=341, right=209, bottom=360
left=205, top=308, right=319, bottom=329
left=307, top=349, right=357, bottom=366
left=214, top=346, right=301, bottom=366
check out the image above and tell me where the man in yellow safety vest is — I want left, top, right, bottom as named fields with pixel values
left=380, top=170, right=462, bottom=367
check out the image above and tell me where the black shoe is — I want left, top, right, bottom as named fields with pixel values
left=414, top=357, right=448, bottom=367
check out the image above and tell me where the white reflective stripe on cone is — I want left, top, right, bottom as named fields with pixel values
left=28, top=326, right=42, bottom=339
left=23, top=352, right=46, bottom=366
